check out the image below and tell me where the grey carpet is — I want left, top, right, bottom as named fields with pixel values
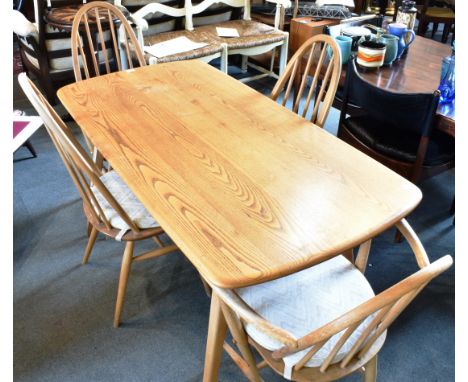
left=14, top=60, right=454, bottom=381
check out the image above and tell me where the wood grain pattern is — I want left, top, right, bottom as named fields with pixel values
left=58, top=60, right=422, bottom=288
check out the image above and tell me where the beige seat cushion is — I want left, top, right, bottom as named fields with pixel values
left=237, top=255, right=376, bottom=380
left=144, top=29, right=224, bottom=63
left=91, top=170, right=159, bottom=230
left=197, top=19, right=286, bottom=50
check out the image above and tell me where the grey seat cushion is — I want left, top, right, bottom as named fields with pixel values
left=237, top=255, right=376, bottom=379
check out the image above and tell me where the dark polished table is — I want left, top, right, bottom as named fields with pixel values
left=356, top=36, right=454, bottom=137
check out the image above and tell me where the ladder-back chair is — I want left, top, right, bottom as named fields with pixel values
left=270, top=34, right=342, bottom=128
left=71, top=1, right=147, bottom=81
left=19, top=72, right=180, bottom=328
left=205, top=220, right=452, bottom=381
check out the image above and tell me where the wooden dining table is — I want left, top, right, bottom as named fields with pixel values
left=57, top=60, right=422, bottom=380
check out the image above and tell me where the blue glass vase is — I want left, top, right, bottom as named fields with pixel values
left=438, top=43, right=455, bottom=104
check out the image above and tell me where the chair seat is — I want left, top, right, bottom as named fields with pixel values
left=237, top=255, right=376, bottom=378
left=344, top=116, right=455, bottom=165
left=422, top=7, right=455, bottom=19
left=197, top=19, right=286, bottom=50
left=144, top=29, right=224, bottom=63
left=91, top=170, right=160, bottom=230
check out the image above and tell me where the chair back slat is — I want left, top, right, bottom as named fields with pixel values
left=300, top=43, right=327, bottom=119
left=281, top=59, right=299, bottom=107
left=310, top=54, right=334, bottom=124
left=292, top=41, right=315, bottom=113
left=318, top=318, right=363, bottom=373
left=18, top=72, right=141, bottom=233
left=276, top=256, right=452, bottom=365
left=271, top=34, right=341, bottom=128
left=71, top=1, right=146, bottom=81
left=107, top=8, right=123, bottom=72
left=293, top=339, right=328, bottom=371
left=94, top=8, right=111, bottom=74
left=45, top=119, right=106, bottom=226
left=356, top=285, right=425, bottom=361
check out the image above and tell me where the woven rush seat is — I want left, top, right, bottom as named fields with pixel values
left=236, top=255, right=377, bottom=378
left=198, top=19, right=286, bottom=50
left=91, top=170, right=160, bottom=230
left=144, top=28, right=224, bottom=63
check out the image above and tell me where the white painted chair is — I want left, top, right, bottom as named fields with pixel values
left=127, top=0, right=228, bottom=72
left=206, top=220, right=453, bottom=381
left=184, top=0, right=291, bottom=82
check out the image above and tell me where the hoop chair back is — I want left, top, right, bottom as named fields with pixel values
left=213, top=252, right=453, bottom=381
left=18, top=72, right=140, bottom=234
left=270, top=34, right=342, bottom=128
left=71, top=1, right=146, bottom=81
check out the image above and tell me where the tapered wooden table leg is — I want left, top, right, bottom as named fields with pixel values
left=203, top=292, right=228, bottom=382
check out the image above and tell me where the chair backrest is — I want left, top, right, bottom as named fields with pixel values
left=185, top=0, right=244, bottom=31
left=340, top=59, right=440, bottom=137
left=71, top=1, right=146, bottom=81
left=270, top=34, right=342, bottom=128
left=18, top=72, right=141, bottom=233
left=214, top=253, right=452, bottom=374
left=121, top=0, right=183, bottom=36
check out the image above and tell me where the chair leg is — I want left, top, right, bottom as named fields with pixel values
left=82, top=227, right=98, bottom=264
left=417, top=19, right=429, bottom=36
left=279, top=32, right=289, bottom=76
left=220, top=302, right=262, bottom=382
left=431, top=22, right=438, bottom=38
left=394, top=229, right=403, bottom=243
left=220, top=43, right=228, bottom=74
left=200, top=274, right=212, bottom=297
left=442, top=23, right=451, bottom=44
left=114, top=241, right=134, bottom=328
left=23, top=139, right=37, bottom=157
left=363, top=355, right=377, bottom=382
left=203, top=293, right=228, bottom=382
left=241, top=55, right=248, bottom=73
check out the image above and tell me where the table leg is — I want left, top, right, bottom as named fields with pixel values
left=203, top=292, right=228, bottom=382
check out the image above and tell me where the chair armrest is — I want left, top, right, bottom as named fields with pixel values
left=12, top=10, right=38, bottom=38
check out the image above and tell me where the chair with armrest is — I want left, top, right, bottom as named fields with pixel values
left=338, top=59, right=454, bottom=185
left=187, top=0, right=291, bottom=82
left=207, top=219, right=452, bottom=381
left=18, top=72, right=181, bottom=328
left=129, top=1, right=229, bottom=71
left=270, top=34, right=341, bottom=128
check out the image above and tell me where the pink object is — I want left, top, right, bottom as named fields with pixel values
left=13, top=121, right=30, bottom=139
left=13, top=116, right=43, bottom=152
